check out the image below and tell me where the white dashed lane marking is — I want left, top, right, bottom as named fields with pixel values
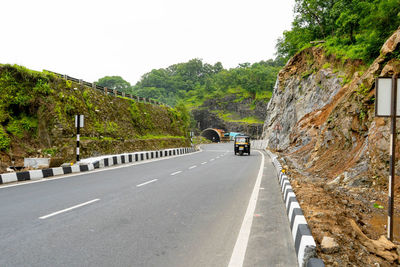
left=136, top=179, right=158, bottom=187
left=39, top=199, right=100, bottom=219
left=189, top=165, right=197, bottom=170
left=170, top=171, right=182, bottom=176
left=201, top=162, right=207, bottom=165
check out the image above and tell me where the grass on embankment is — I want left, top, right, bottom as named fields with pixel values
left=0, top=64, right=190, bottom=171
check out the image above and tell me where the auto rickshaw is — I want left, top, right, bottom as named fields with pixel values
left=234, top=135, right=250, bottom=156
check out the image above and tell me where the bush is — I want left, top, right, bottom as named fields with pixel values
left=0, top=126, right=10, bottom=150
left=6, top=115, right=38, bottom=138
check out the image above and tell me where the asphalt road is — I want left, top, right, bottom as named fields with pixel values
left=0, top=143, right=297, bottom=267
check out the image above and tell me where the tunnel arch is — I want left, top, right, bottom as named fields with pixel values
left=201, top=128, right=221, bottom=142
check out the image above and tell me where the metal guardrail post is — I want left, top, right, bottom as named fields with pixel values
left=104, top=87, right=108, bottom=95
left=113, top=89, right=117, bottom=96
left=122, top=92, right=126, bottom=97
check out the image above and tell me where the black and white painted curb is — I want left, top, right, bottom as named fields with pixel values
left=266, top=150, right=324, bottom=267
left=0, top=147, right=196, bottom=185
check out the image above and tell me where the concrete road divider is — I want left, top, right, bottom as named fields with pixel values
left=0, top=147, right=196, bottom=185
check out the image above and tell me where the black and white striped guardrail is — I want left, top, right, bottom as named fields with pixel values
left=266, top=150, right=324, bottom=267
left=0, top=147, right=196, bottom=185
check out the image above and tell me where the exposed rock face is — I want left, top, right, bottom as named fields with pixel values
left=192, top=109, right=263, bottom=137
left=201, top=95, right=269, bottom=120
left=262, top=50, right=345, bottom=150
left=262, top=27, right=400, bottom=187
left=191, top=94, right=267, bottom=137
left=191, top=109, right=226, bottom=130
left=261, top=28, right=400, bottom=266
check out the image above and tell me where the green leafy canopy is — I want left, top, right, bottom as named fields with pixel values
left=276, top=0, right=400, bottom=63
left=129, top=58, right=284, bottom=107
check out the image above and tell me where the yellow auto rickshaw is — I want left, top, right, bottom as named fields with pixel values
left=234, top=135, right=250, bottom=156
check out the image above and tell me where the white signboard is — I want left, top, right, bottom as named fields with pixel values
left=376, top=78, right=400, bottom=117
left=75, top=115, right=84, bottom=128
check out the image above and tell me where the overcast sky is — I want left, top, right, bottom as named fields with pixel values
left=0, top=0, right=294, bottom=85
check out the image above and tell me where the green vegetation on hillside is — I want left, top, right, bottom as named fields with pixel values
left=96, top=58, right=284, bottom=107
left=0, top=64, right=190, bottom=156
left=211, top=110, right=264, bottom=124
left=133, top=58, right=283, bottom=107
left=0, top=64, right=53, bottom=150
left=276, top=0, right=400, bottom=63
left=96, top=76, right=132, bottom=93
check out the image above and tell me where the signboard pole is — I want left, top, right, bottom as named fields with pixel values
left=375, top=75, right=399, bottom=241
left=75, top=115, right=84, bottom=163
left=388, top=74, right=397, bottom=241
left=76, top=115, right=81, bottom=163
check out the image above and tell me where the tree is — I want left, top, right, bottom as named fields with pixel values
left=132, top=58, right=283, bottom=106
left=276, top=0, right=400, bottom=63
left=96, top=76, right=132, bottom=93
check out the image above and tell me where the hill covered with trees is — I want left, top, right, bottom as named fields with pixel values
left=131, top=58, right=284, bottom=108
left=276, top=0, right=400, bottom=63
left=96, top=58, right=284, bottom=134
left=97, top=58, right=284, bottom=108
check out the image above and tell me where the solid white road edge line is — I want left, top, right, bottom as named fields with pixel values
left=170, top=171, right=182, bottom=176
left=136, top=179, right=158, bottom=187
left=39, top=198, right=100, bottom=219
left=189, top=165, right=197, bottom=169
left=228, top=150, right=265, bottom=267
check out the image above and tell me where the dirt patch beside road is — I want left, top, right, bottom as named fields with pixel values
left=281, top=159, right=400, bottom=266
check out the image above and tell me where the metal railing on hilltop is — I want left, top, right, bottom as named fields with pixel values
left=44, top=70, right=170, bottom=108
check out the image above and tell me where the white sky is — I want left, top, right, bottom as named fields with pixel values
left=0, top=0, right=294, bottom=85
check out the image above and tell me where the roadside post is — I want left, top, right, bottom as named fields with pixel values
left=190, top=131, right=194, bottom=146
left=75, top=115, right=84, bottom=163
left=375, top=75, right=399, bottom=241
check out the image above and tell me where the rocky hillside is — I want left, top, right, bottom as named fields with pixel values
left=263, top=28, right=400, bottom=265
left=192, top=94, right=267, bottom=137
left=0, top=65, right=190, bottom=172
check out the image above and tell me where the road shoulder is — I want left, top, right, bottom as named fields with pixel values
left=243, top=150, right=298, bottom=267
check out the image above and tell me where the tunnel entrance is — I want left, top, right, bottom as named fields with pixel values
left=201, top=128, right=221, bottom=142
